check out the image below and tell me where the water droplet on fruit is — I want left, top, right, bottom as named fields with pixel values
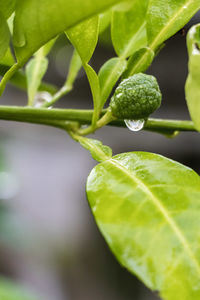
left=124, top=119, right=145, bottom=132
left=34, top=92, right=52, bottom=108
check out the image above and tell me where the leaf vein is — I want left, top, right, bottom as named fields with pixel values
left=108, top=158, right=200, bottom=276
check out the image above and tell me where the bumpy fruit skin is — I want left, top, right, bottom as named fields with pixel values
left=110, top=73, right=162, bottom=119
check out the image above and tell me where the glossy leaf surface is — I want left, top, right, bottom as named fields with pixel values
left=98, top=57, right=127, bottom=109
left=87, top=152, right=200, bottom=300
left=13, top=0, right=126, bottom=64
left=147, top=0, right=200, bottom=49
left=129, top=1, right=200, bottom=82
left=185, top=24, right=200, bottom=131
left=85, top=65, right=100, bottom=122
left=0, top=0, right=16, bottom=19
left=0, top=12, right=10, bottom=61
left=99, top=10, right=112, bottom=34
left=67, top=16, right=99, bottom=64
left=67, top=16, right=100, bottom=122
left=112, top=0, right=149, bottom=58
left=122, top=47, right=154, bottom=78
left=0, top=48, right=15, bottom=66
left=78, top=136, right=112, bottom=162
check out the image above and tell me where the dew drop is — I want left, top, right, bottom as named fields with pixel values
left=124, top=119, right=145, bottom=132
left=34, top=91, right=52, bottom=108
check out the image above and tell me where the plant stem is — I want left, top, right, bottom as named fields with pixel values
left=41, top=85, right=72, bottom=108
left=41, top=50, right=82, bottom=108
left=78, top=109, right=115, bottom=135
left=0, top=105, right=197, bottom=134
left=0, top=64, right=58, bottom=94
left=0, top=63, right=20, bottom=95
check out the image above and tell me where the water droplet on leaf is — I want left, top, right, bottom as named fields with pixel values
left=34, top=92, right=52, bottom=108
left=124, top=119, right=145, bottom=132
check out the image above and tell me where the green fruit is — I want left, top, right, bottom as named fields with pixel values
left=109, top=73, right=162, bottom=120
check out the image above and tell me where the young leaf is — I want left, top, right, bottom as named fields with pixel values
left=98, top=57, right=127, bottom=108
left=0, top=0, right=16, bottom=19
left=25, top=39, right=56, bottom=106
left=0, top=12, right=10, bottom=61
left=26, top=56, right=48, bottom=106
left=100, top=1, right=149, bottom=107
left=0, top=64, right=57, bottom=94
left=122, top=47, right=154, bottom=78
left=87, top=152, right=200, bottom=300
left=67, top=16, right=99, bottom=64
left=185, top=24, right=200, bottom=131
left=147, top=0, right=200, bottom=50
left=13, top=0, right=126, bottom=65
left=99, top=10, right=112, bottom=34
left=65, top=50, right=82, bottom=89
left=85, top=65, right=101, bottom=125
left=111, top=0, right=149, bottom=58
left=76, top=135, right=112, bottom=162
left=67, top=17, right=100, bottom=124
left=125, top=1, right=200, bottom=83
left=0, top=48, right=15, bottom=66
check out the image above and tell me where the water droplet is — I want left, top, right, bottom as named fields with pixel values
left=34, top=92, right=52, bottom=108
left=124, top=119, right=145, bottom=132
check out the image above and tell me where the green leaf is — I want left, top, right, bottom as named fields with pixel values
left=122, top=47, right=154, bottom=78
left=85, top=64, right=101, bottom=121
left=87, top=152, right=200, bottom=300
left=0, top=12, right=10, bottom=61
left=13, top=0, right=126, bottom=65
left=0, top=64, right=57, bottom=94
left=41, top=38, right=57, bottom=57
left=99, top=10, right=112, bottom=34
left=125, top=1, right=200, bottom=84
left=25, top=39, right=56, bottom=106
left=0, top=0, right=16, bottom=19
left=25, top=50, right=48, bottom=106
left=111, top=0, right=149, bottom=58
left=185, top=24, right=200, bottom=131
left=98, top=57, right=127, bottom=108
left=147, top=0, right=200, bottom=50
left=7, top=13, right=15, bottom=35
left=77, top=136, right=112, bottom=162
left=65, top=50, right=82, bottom=89
left=67, top=16, right=99, bottom=64
left=0, top=48, right=15, bottom=66
left=67, top=16, right=100, bottom=124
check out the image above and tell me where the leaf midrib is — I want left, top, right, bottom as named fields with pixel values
left=149, top=0, right=194, bottom=50
left=107, top=158, right=200, bottom=277
left=131, top=0, right=197, bottom=75
left=121, top=21, right=146, bottom=59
